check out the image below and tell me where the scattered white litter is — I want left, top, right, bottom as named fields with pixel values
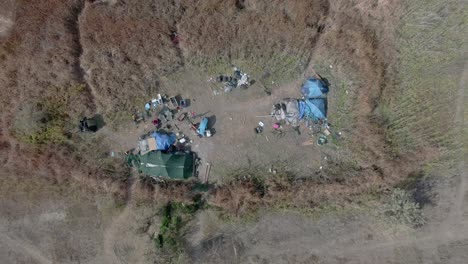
left=39, top=211, right=67, bottom=222
left=258, top=121, right=265, bottom=127
left=329, top=65, right=333, bottom=68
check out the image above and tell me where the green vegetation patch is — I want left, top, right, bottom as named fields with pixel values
left=155, top=195, right=205, bottom=253
left=13, top=84, right=87, bottom=145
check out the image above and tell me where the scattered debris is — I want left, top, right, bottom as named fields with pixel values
left=197, top=117, right=211, bottom=137
left=158, top=107, right=173, bottom=122
left=169, top=95, right=181, bottom=108
left=170, top=31, right=180, bottom=45
left=214, top=66, right=252, bottom=94
left=272, top=129, right=285, bottom=138
left=79, top=116, right=99, bottom=132
left=177, top=112, right=187, bottom=122
left=152, top=118, right=160, bottom=127
left=255, top=126, right=263, bottom=134
left=205, top=162, right=211, bottom=183
left=317, top=135, right=327, bottom=145
left=132, top=109, right=145, bottom=125
left=179, top=99, right=187, bottom=108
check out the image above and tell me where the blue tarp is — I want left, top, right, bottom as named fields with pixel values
left=298, top=98, right=327, bottom=122
left=198, top=117, right=209, bottom=136
left=151, top=132, right=176, bottom=151
left=301, top=78, right=329, bottom=98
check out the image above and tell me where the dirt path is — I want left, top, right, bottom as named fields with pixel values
left=449, top=61, right=468, bottom=226
left=0, top=232, right=53, bottom=264
left=102, top=173, right=137, bottom=264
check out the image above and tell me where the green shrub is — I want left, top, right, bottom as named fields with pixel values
left=384, top=188, right=425, bottom=227
left=156, top=197, right=205, bottom=252
left=13, top=84, right=87, bottom=145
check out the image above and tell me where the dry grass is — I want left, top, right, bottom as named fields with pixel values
left=379, top=0, right=466, bottom=157
left=77, top=0, right=330, bottom=126
left=0, top=0, right=464, bottom=233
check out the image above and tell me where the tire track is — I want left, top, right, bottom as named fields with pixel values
left=450, top=61, right=468, bottom=225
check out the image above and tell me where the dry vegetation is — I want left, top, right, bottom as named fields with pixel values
left=0, top=0, right=458, bottom=216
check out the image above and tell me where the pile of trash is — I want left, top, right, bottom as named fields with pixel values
left=214, top=67, right=251, bottom=93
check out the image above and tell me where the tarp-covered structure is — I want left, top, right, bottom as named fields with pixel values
left=138, top=131, right=176, bottom=155
left=272, top=78, right=328, bottom=125
left=300, top=78, right=329, bottom=98
left=151, top=132, right=176, bottom=151
left=138, top=151, right=194, bottom=179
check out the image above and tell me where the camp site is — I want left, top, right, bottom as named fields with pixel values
left=1, top=1, right=465, bottom=263
left=109, top=71, right=336, bottom=182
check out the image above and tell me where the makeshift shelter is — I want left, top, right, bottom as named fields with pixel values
left=271, top=77, right=329, bottom=125
left=271, top=98, right=302, bottom=126
left=138, top=131, right=176, bottom=155
left=301, top=78, right=329, bottom=98
left=151, top=132, right=176, bottom=151
left=138, top=137, right=157, bottom=155
left=298, top=98, right=327, bottom=122
left=138, top=151, right=194, bottom=179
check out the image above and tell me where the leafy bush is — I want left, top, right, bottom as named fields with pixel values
left=13, top=84, right=87, bottom=145
left=384, top=188, right=425, bottom=227
left=156, top=196, right=206, bottom=252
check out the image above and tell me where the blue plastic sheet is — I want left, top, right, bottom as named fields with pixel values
left=198, top=117, right=209, bottom=136
left=151, top=132, right=176, bottom=150
left=298, top=98, right=327, bottom=122
left=300, top=78, right=329, bottom=98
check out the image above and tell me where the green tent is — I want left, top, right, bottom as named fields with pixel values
left=138, top=151, right=194, bottom=179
